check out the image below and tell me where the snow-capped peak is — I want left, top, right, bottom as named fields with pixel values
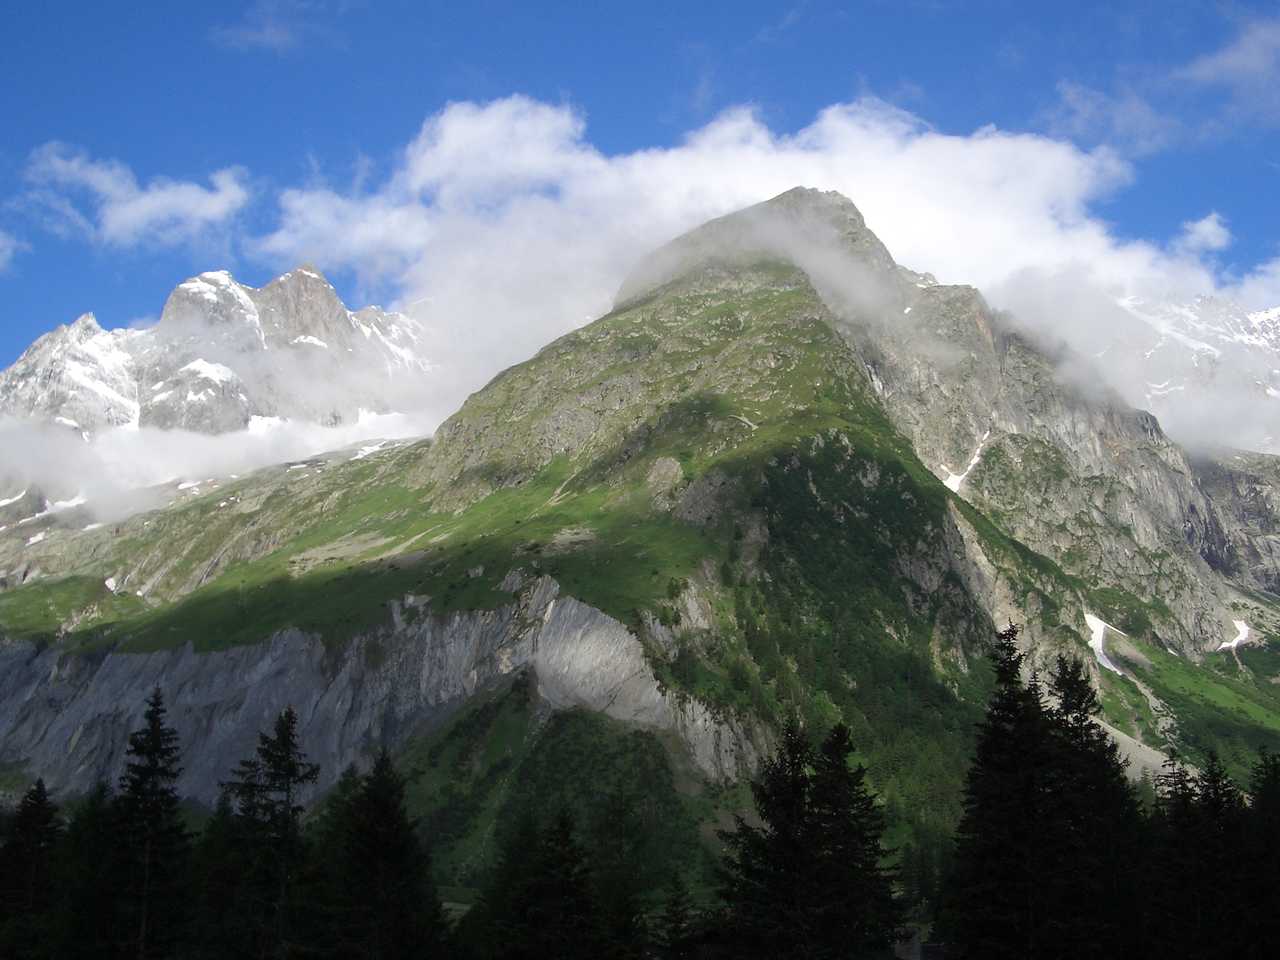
left=0, top=265, right=434, bottom=436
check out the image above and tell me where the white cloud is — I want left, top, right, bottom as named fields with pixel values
left=1175, top=212, right=1232, bottom=255
left=1179, top=17, right=1280, bottom=124
left=24, top=143, right=249, bottom=248
left=256, top=94, right=1246, bottom=423
left=1045, top=81, right=1179, bottom=156
left=1227, top=255, right=1280, bottom=310
left=0, top=229, right=23, bottom=272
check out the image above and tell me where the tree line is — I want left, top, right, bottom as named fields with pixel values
left=3, top=624, right=1279, bottom=958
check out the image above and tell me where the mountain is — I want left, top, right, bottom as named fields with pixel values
left=1110, top=295, right=1280, bottom=453
left=3, top=188, right=1280, bottom=888
left=0, top=266, right=431, bottom=435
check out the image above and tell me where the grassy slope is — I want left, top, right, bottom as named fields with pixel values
left=1114, top=632, right=1280, bottom=777
left=7, top=256, right=1280, bottom=888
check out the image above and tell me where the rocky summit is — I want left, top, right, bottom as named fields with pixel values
left=3, top=187, right=1280, bottom=886
left=0, top=266, right=431, bottom=435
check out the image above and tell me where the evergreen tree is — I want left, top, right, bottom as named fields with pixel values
left=296, top=763, right=364, bottom=952
left=586, top=789, right=650, bottom=959
left=716, top=720, right=812, bottom=957
left=190, top=789, right=254, bottom=959
left=1189, top=754, right=1246, bottom=959
left=53, top=782, right=125, bottom=960
left=117, top=687, right=191, bottom=959
left=470, top=809, right=601, bottom=960
left=329, top=750, right=448, bottom=958
left=0, top=778, right=62, bottom=958
left=808, top=723, right=903, bottom=954
left=1040, top=655, right=1143, bottom=958
left=1144, top=751, right=1247, bottom=960
left=717, top=720, right=901, bottom=958
left=222, top=705, right=320, bottom=958
left=938, top=624, right=1052, bottom=959
left=656, top=871, right=695, bottom=960
left=1242, top=750, right=1280, bottom=947
left=458, top=811, right=538, bottom=958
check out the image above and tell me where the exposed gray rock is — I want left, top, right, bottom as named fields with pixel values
left=0, top=577, right=758, bottom=804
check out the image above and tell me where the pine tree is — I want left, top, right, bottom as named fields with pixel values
left=1242, top=750, right=1280, bottom=947
left=1190, top=753, right=1246, bottom=959
left=938, top=624, right=1052, bottom=959
left=0, top=778, right=62, bottom=958
left=716, top=720, right=813, bottom=957
left=470, top=809, right=601, bottom=960
left=190, top=790, right=253, bottom=959
left=808, top=723, right=903, bottom=955
left=1039, top=654, right=1143, bottom=958
left=656, top=871, right=695, bottom=960
left=329, top=750, right=448, bottom=958
left=1146, top=752, right=1206, bottom=960
left=53, top=782, right=124, bottom=960
left=716, top=719, right=901, bottom=958
left=222, top=705, right=320, bottom=958
left=117, top=687, right=191, bottom=959
left=458, top=810, right=538, bottom=958
left=586, top=789, right=649, bottom=959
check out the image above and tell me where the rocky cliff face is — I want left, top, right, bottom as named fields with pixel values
left=0, top=267, right=431, bottom=435
left=0, top=576, right=757, bottom=801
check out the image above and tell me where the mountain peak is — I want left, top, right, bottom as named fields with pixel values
left=270, top=264, right=334, bottom=289
left=614, top=186, right=896, bottom=308
left=67, top=313, right=103, bottom=338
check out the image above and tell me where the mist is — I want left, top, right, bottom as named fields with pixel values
left=0, top=410, right=431, bottom=523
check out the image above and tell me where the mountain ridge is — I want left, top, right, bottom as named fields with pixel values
left=0, top=265, right=432, bottom=435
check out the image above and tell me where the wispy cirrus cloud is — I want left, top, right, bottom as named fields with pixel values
left=23, top=143, right=250, bottom=249
left=212, top=0, right=350, bottom=53
left=1178, top=16, right=1280, bottom=124
left=1044, top=80, right=1180, bottom=156
left=1045, top=15, right=1280, bottom=155
left=0, top=230, right=25, bottom=272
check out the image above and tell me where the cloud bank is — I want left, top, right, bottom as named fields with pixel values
left=249, top=95, right=1279, bottom=429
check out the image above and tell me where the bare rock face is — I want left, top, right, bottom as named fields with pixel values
left=0, top=266, right=432, bottom=435
left=0, top=578, right=758, bottom=804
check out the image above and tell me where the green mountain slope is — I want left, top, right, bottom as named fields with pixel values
left=4, top=188, right=1280, bottom=891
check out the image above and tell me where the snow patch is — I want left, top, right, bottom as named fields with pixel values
left=180, top=359, right=237, bottom=384
left=25, top=532, right=46, bottom=546
left=351, top=441, right=387, bottom=461
left=1219, top=619, right=1250, bottom=651
left=104, top=577, right=117, bottom=592
left=941, top=427, right=992, bottom=493
left=1084, top=613, right=1125, bottom=676
left=0, top=489, right=27, bottom=507
left=291, top=335, right=329, bottom=349
left=55, top=416, right=81, bottom=429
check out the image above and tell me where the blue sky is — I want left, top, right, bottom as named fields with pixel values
left=2, top=0, right=1278, bottom=368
